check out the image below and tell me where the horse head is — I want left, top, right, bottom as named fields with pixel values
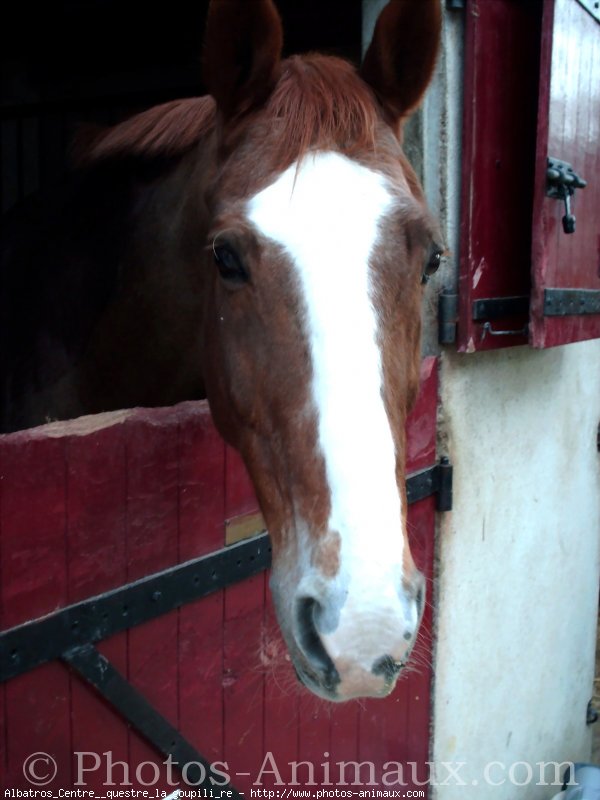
left=200, top=0, right=442, bottom=701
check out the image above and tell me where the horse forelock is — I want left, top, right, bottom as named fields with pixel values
left=260, top=54, right=382, bottom=169
left=74, top=53, right=386, bottom=178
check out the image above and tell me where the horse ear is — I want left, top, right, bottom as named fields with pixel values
left=203, top=0, right=283, bottom=120
left=361, top=0, right=441, bottom=126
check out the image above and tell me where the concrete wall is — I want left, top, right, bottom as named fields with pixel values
left=436, top=341, right=600, bottom=799
left=363, top=2, right=600, bottom=797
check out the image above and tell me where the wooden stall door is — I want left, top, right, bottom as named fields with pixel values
left=0, top=358, right=441, bottom=796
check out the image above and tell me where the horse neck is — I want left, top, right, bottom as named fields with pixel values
left=74, top=142, right=217, bottom=410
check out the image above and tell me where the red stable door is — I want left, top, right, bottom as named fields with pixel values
left=0, top=357, right=443, bottom=797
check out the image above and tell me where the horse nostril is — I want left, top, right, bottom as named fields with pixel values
left=415, top=584, right=424, bottom=616
left=409, top=571, right=426, bottom=619
left=296, top=597, right=338, bottom=678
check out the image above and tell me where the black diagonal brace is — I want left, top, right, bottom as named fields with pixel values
left=0, top=459, right=452, bottom=684
left=63, top=644, right=242, bottom=798
left=0, top=533, right=272, bottom=683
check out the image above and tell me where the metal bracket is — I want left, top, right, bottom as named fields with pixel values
left=0, top=535, right=272, bottom=683
left=63, top=645, right=242, bottom=796
left=544, top=288, right=600, bottom=317
left=472, top=296, right=529, bottom=322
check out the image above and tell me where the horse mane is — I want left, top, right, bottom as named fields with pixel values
left=74, top=96, right=217, bottom=166
left=76, top=54, right=383, bottom=170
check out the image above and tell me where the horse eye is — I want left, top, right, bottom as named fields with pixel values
left=213, top=243, right=249, bottom=286
left=422, top=247, right=443, bottom=284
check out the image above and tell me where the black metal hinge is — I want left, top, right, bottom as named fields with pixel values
left=438, top=290, right=458, bottom=344
left=406, top=458, right=453, bottom=512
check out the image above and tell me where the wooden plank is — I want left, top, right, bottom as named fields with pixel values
left=223, top=445, right=265, bottom=793
left=0, top=684, right=5, bottom=789
left=296, top=692, right=331, bottom=788
left=223, top=573, right=266, bottom=794
left=404, top=497, right=436, bottom=785
left=125, top=409, right=180, bottom=791
left=356, top=496, right=435, bottom=791
left=178, top=402, right=226, bottom=561
left=0, top=434, right=71, bottom=789
left=178, top=403, right=226, bottom=768
left=328, top=702, right=359, bottom=788
left=263, top=592, right=300, bottom=788
left=65, top=424, right=129, bottom=792
left=0, top=481, right=5, bottom=785
left=225, top=445, right=259, bottom=521
left=0, top=436, right=68, bottom=626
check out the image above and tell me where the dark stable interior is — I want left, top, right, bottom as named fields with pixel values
left=1, top=0, right=362, bottom=213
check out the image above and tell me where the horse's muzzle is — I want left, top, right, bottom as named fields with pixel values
left=289, top=571, right=425, bottom=702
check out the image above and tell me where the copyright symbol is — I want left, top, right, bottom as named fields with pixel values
left=23, top=752, right=58, bottom=786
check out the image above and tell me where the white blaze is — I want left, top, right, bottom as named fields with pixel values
left=248, top=152, right=404, bottom=599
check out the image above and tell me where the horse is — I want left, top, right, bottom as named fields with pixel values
left=0, top=0, right=442, bottom=701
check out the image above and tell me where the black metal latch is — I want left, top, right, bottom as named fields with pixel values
left=546, top=157, right=587, bottom=234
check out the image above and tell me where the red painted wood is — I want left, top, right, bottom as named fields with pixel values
left=530, top=0, right=600, bottom=347
left=297, top=691, right=331, bottom=787
left=0, top=354, right=438, bottom=793
left=5, top=665, right=72, bottom=788
left=178, top=404, right=226, bottom=768
left=225, top=445, right=259, bottom=521
left=355, top=496, right=435, bottom=792
left=223, top=574, right=266, bottom=795
left=263, top=593, right=301, bottom=787
left=66, top=424, right=129, bottom=791
left=223, top=442, right=265, bottom=794
left=458, top=0, right=543, bottom=352
left=178, top=403, right=226, bottom=561
left=0, top=435, right=68, bottom=627
left=0, top=684, right=5, bottom=785
left=0, top=435, right=71, bottom=789
left=125, top=409, right=180, bottom=791
left=404, top=497, right=436, bottom=780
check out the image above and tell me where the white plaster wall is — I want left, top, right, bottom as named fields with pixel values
left=435, top=342, right=600, bottom=799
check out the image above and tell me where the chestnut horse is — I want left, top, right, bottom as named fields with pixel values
left=0, top=0, right=442, bottom=700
